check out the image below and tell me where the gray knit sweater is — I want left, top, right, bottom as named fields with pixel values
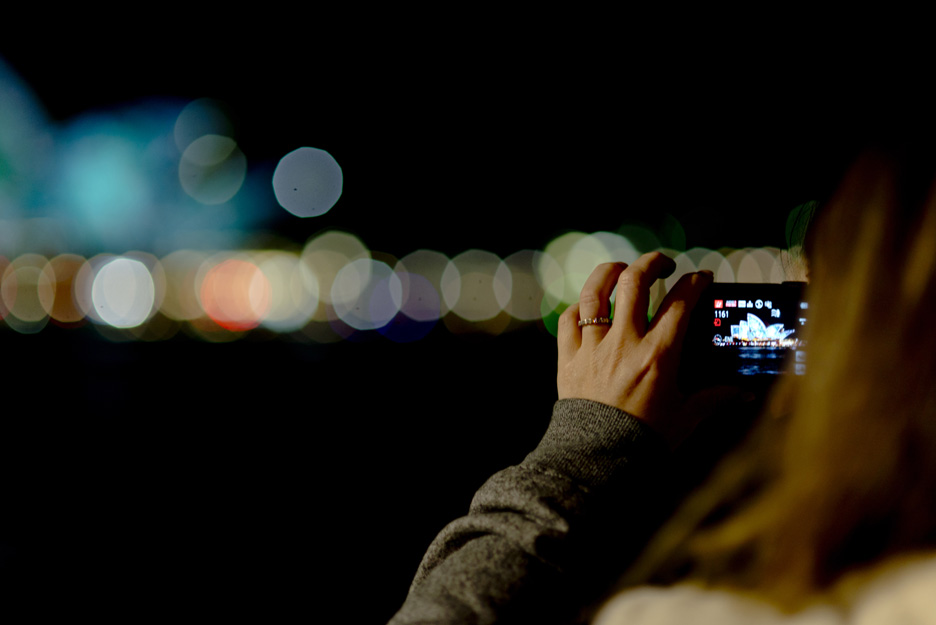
left=388, top=399, right=671, bottom=625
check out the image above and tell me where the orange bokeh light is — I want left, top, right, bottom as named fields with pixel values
left=199, top=258, right=272, bottom=331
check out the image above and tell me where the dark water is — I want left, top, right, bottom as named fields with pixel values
left=736, top=347, right=788, bottom=376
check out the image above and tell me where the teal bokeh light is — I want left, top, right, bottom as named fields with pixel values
left=63, top=132, right=152, bottom=231
left=0, top=56, right=52, bottom=222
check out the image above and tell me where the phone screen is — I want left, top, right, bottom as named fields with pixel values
left=681, top=282, right=807, bottom=389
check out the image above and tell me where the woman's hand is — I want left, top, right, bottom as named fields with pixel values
left=557, top=252, right=717, bottom=448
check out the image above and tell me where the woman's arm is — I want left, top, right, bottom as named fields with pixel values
left=389, top=399, right=670, bottom=625
left=389, top=255, right=716, bottom=624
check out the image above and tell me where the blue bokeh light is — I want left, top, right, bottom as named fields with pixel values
left=272, top=147, right=343, bottom=217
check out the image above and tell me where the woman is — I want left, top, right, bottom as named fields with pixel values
left=389, top=150, right=936, bottom=624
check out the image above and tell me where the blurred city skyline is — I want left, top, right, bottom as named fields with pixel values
left=0, top=40, right=852, bottom=343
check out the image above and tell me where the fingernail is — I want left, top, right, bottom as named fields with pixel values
left=699, top=269, right=714, bottom=277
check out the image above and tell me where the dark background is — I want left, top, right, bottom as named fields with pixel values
left=0, top=24, right=921, bottom=621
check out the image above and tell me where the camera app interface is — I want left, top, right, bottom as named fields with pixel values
left=709, top=287, right=807, bottom=376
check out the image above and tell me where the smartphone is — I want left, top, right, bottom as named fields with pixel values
left=680, top=282, right=808, bottom=392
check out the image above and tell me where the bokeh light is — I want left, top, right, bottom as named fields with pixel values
left=542, top=232, right=586, bottom=305
left=74, top=254, right=112, bottom=324
left=45, top=254, right=88, bottom=324
left=617, top=223, right=662, bottom=255
left=584, top=232, right=641, bottom=265
left=0, top=255, right=10, bottom=320
left=272, top=147, right=343, bottom=217
left=173, top=98, right=235, bottom=153
left=0, top=57, right=51, bottom=211
left=380, top=271, right=440, bottom=342
left=1, top=253, right=53, bottom=333
left=542, top=231, right=640, bottom=307
left=256, top=250, right=319, bottom=333
left=199, top=256, right=272, bottom=332
left=657, top=213, right=687, bottom=251
left=59, top=132, right=153, bottom=237
left=726, top=247, right=783, bottom=283
left=91, top=257, right=156, bottom=329
left=697, top=249, right=734, bottom=282
left=442, top=250, right=511, bottom=322
left=301, top=230, right=370, bottom=321
left=159, top=250, right=208, bottom=321
left=179, top=134, right=247, bottom=205
left=331, top=258, right=401, bottom=331
left=394, top=270, right=442, bottom=323
left=124, top=251, right=166, bottom=315
left=503, top=250, right=550, bottom=322
left=395, top=250, right=452, bottom=318
left=534, top=251, right=565, bottom=321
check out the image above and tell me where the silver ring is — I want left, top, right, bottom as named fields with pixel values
left=578, top=317, right=612, bottom=328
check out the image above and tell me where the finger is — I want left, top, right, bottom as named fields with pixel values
left=557, top=303, right=582, bottom=362
left=648, top=270, right=713, bottom=349
left=577, top=262, right=627, bottom=345
left=608, top=252, right=676, bottom=339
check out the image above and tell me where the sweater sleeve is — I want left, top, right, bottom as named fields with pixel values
left=388, top=399, right=672, bottom=625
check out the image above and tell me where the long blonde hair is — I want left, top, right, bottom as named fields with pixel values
left=626, top=149, right=936, bottom=609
